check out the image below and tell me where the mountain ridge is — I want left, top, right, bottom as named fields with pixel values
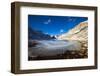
left=57, top=20, right=88, bottom=41
left=28, top=26, right=56, bottom=40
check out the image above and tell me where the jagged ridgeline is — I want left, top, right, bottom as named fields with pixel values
left=28, top=26, right=56, bottom=40
left=57, top=21, right=88, bottom=41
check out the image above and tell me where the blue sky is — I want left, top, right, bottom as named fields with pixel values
left=28, top=15, right=88, bottom=35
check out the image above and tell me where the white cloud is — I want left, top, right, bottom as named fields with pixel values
left=44, top=19, right=51, bottom=24
left=68, top=18, right=76, bottom=22
left=45, top=32, right=48, bottom=34
left=60, top=29, right=64, bottom=33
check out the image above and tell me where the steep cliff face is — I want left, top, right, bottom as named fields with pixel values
left=57, top=21, right=88, bottom=41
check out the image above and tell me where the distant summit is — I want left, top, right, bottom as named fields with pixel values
left=28, top=27, right=56, bottom=40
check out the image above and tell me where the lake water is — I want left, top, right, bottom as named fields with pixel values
left=28, top=40, right=82, bottom=56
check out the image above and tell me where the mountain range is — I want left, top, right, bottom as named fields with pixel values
left=28, top=27, right=56, bottom=40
